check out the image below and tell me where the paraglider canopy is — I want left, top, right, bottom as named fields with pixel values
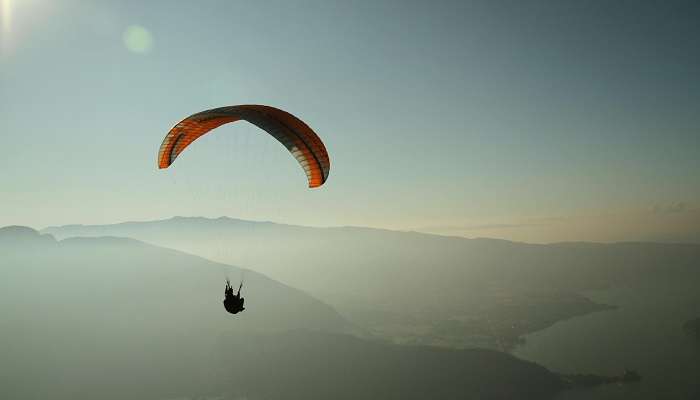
left=157, top=105, right=330, bottom=188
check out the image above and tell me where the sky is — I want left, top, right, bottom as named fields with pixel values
left=1, top=0, right=699, bottom=243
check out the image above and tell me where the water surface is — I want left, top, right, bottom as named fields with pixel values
left=514, top=282, right=700, bottom=399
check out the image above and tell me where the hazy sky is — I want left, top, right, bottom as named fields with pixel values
left=1, top=0, right=699, bottom=243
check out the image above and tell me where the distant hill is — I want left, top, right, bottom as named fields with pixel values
left=0, top=226, right=577, bottom=400
left=0, top=226, right=348, bottom=337
left=0, top=225, right=56, bottom=246
left=43, top=217, right=700, bottom=297
left=43, top=217, right=700, bottom=349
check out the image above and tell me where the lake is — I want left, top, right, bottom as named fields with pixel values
left=514, top=282, right=700, bottom=399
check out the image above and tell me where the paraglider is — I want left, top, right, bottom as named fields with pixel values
left=223, top=279, right=245, bottom=315
left=157, top=104, right=330, bottom=188
left=157, top=105, right=330, bottom=317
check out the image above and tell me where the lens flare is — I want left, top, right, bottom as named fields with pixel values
left=123, top=25, right=153, bottom=54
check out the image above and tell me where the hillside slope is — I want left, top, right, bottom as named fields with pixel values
left=0, top=226, right=576, bottom=400
left=1, top=226, right=348, bottom=337
left=43, top=217, right=700, bottom=348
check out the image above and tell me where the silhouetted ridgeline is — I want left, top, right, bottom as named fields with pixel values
left=43, top=217, right=700, bottom=349
left=1, top=225, right=348, bottom=333
left=0, top=225, right=56, bottom=246
left=0, top=226, right=593, bottom=399
left=43, top=217, right=700, bottom=298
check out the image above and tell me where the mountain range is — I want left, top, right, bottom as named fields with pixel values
left=1, top=225, right=581, bottom=399
left=43, top=216, right=700, bottom=349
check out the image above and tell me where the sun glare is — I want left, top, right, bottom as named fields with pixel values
left=1, top=0, right=11, bottom=35
left=0, top=0, right=12, bottom=53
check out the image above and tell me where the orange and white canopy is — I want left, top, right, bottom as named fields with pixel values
left=158, top=105, right=330, bottom=188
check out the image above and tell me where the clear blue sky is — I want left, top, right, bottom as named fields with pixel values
left=1, top=0, right=699, bottom=242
